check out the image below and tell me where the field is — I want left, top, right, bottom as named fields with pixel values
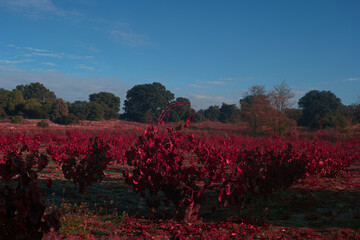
left=0, top=119, right=359, bottom=239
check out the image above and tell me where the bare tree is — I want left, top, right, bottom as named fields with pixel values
left=269, top=81, right=295, bottom=112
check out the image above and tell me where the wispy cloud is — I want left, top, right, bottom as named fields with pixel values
left=32, top=52, right=63, bottom=58
left=67, top=54, right=94, bottom=60
left=25, top=46, right=50, bottom=52
left=188, top=84, right=210, bottom=89
left=0, top=0, right=82, bottom=19
left=219, top=77, right=238, bottom=81
left=6, top=44, right=20, bottom=49
left=0, top=59, right=33, bottom=64
left=110, top=29, right=146, bottom=47
left=200, top=81, right=226, bottom=85
left=76, top=42, right=100, bottom=53
left=5, top=44, right=96, bottom=67
left=76, top=64, right=93, bottom=71
left=42, top=62, right=56, bottom=66
left=345, top=77, right=360, bottom=81
left=188, top=80, right=228, bottom=89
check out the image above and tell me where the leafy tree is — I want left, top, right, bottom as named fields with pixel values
left=350, top=104, right=360, bottom=124
left=42, top=99, right=55, bottom=119
left=16, top=82, right=56, bottom=103
left=123, top=82, right=175, bottom=122
left=6, top=89, right=26, bottom=115
left=349, top=96, right=360, bottom=124
left=219, top=103, right=238, bottom=123
left=193, top=110, right=206, bottom=122
left=0, top=108, right=6, bottom=119
left=85, top=102, right=104, bottom=121
left=269, top=81, right=295, bottom=112
left=50, top=98, right=69, bottom=121
left=298, top=90, right=345, bottom=128
left=23, top=99, right=46, bottom=119
left=69, top=101, right=88, bottom=120
left=89, top=92, right=120, bottom=119
left=284, top=108, right=302, bottom=123
left=204, top=105, right=220, bottom=121
left=167, top=97, right=192, bottom=122
left=240, top=85, right=272, bottom=135
left=0, top=88, right=9, bottom=119
left=53, top=113, right=80, bottom=125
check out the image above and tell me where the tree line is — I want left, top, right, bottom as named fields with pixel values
left=0, top=82, right=359, bottom=132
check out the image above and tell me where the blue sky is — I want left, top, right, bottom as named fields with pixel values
left=0, top=0, right=359, bottom=111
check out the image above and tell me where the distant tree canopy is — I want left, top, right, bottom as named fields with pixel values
left=219, top=103, right=238, bottom=123
left=0, top=88, right=9, bottom=118
left=239, top=85, right=294, bottom=135
left=7, top=89, right=26, bottom=115
left=50, top=98, right=69, bottom=121
left=69, top=101, right=88, bottom=120
left=1, top=81, right=359, bottom=131
left=89, top=92, right=120, bottom=119
left=16, top=82, right=56, bottom=103
left=85, top=101, right=105, bottom=121
left=204, top=105, right=220, bottom=121
left=240, top=85, right=269, bottom=109
left=240, top=85, right=272, bottom=134
left=167, top=97, right=192, bottom=122
left=298, top=90, right=345, bottom=128
left=269, top=81, right=295, bottom=112
left=123, top=82, right=175, bottom=122
left=23, top=99, right=45, bottom=119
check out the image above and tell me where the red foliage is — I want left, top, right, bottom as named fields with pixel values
left=0, top=133, right=60, bottom=239
left=60, top=135, right=113, bottom=194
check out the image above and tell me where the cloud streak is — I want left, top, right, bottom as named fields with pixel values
left=345, top=77, right=360, bottom=81
left=31, top=52, right=63, bottom=58
left=110, top=29, right=146, bottom=47
left=0, top=0, right=82, bottom=19
left=42, top=62, right=56, bottom=66
left=76, top=64, right=93, bottom=71
left=0, top=59, right=33, bottom=64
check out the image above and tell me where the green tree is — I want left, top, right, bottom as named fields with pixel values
left=204, top=105, right=220, bottom=121
left=193, top=110, right=206, bottom=122
left=168, top=97, right=192, bottom=122
left=7, top=89, right=26, bottom=115
left=85, top=102, right=104, bottom=121
left=89, top=92, right=120, bottom=119
left=0, top=89, right=10, bottom=119
left=69, top=101, right=88, bottom=120
left=42, top=99, right=55, bottom=119
left=123, top=82, right=174, bottom=122
left=16, top=82, right=56, bottom=103
left=240, top=85, right=272, bottom=135
left=298, top=90, right=345, bottom=128
left=23, top=99, right=46, bottom=119
left=50, top=98, right=69, bottom=121
left=219, top=103, right=238, bottom=123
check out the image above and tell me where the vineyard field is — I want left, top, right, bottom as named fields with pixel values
left=0, top=120, right=359, bottom=239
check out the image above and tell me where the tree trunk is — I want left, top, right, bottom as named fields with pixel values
left=181, top=203, right=201, bottom=223
left=79, top=181, right=87, bottom=194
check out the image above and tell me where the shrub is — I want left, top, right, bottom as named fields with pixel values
left=37, top=120, right=50, bottom=128
left=53, top=113, right=79, bottom=125
left=0, top=135, right=60, bottom=239
left=11, top=115, right=24, bottom=123
left=61, top=137, right=113, bottom=194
